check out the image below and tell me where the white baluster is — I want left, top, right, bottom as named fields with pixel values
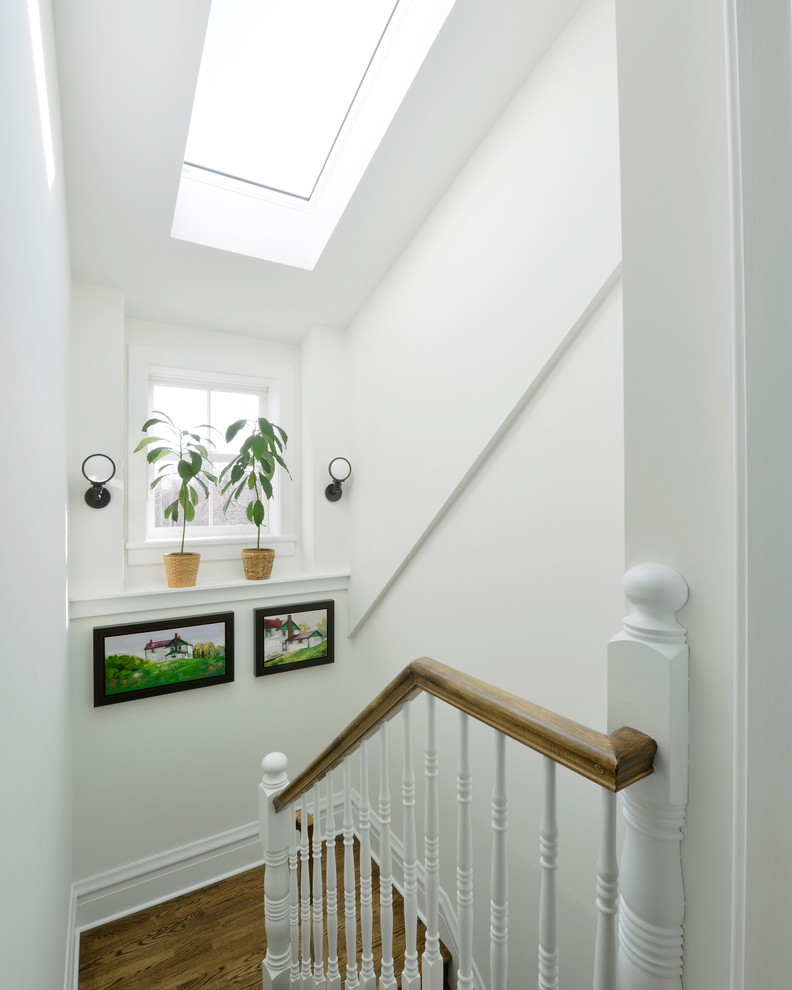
left=538, top=758, right=559, bottom=990
left=289, top=808, right=300, bottom=990
left=457, top=712, right=474, bottom=990
left=609, top=563, right=689, bottom=990
left=300, top=796, right=314, bottom=990
left=378, top=723, right=396, bottom=990
left=325, top=770, right=341, bottom=990
left=490, top=732, right=508, bottom=990
left=422, top=695, right=443, bottom=990
left=312, top=783, right=326, bottom=990
left=343, top=756, right=359, bottom=989
left=259, top=752, right=292, bottom=990
left=401, top=702, right=420, bottom=990
left=593, top=789, right=618, bottom=990
left=359, top=741, right=375, bottom=990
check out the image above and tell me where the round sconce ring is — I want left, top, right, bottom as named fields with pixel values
left=82, top=453, right=116, bottom=509
left=325, top=456, right=352, bottom=502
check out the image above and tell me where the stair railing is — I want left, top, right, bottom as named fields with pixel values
left=259, top=564, right=689, bottom=990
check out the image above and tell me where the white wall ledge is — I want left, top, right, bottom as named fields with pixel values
left=69, top=571, right=350, bottom=619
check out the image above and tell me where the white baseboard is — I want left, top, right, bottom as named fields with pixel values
left=66, top=793, right=478, bottom=990
left=66, top=821, right=263, bottom=990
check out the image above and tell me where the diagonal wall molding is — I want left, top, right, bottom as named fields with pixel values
left=349, top=262, right=623, bottom=638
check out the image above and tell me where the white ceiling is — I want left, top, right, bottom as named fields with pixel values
left=53, top=0, right=583, bottom=342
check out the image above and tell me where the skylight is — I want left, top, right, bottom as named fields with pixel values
left=184, top=0, right=401, bottom=201
left=172, top=0, right=457, bottom=270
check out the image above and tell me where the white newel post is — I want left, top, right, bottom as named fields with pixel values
left=259, top=752, right=292, bottom=990
left=609, top=564, right=689, bottom=990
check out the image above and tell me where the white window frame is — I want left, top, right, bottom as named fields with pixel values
left=127, top=345, right=296, bottom=566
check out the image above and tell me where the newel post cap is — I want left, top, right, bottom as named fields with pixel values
left=623, top=563, right=689, bottom=643
left=261, top=752, right=289, bottom=789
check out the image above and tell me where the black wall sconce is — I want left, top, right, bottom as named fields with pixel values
left=325, top=457, right=352, bottom=502
left=82, top=453, right=116, bottom=508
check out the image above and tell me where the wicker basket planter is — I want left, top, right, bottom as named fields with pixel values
left=163, top=552, right=201, bottom=588
left=241, top=548, right=275, bottom=581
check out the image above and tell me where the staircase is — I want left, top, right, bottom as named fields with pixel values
left=259, top=565, right=691, bottom=990
left=79, top=565, right=690, bottom=990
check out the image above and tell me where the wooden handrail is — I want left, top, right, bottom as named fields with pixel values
left=273, top=658, right=656, bottom=811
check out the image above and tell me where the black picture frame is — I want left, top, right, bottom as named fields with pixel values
left=254, top=600, right=335, bottom=677
left=93, top=612, right=235, bottom=707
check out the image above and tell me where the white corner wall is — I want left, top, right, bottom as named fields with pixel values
left=0, top=1, right=73, bottom=987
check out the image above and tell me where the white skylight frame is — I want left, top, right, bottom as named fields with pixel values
left=172, top=0, right=457, bottom=270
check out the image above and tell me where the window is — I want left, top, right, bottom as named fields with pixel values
left=147, top=376, right=281, bottom=538
left=127, top=345, right=295, bottom=566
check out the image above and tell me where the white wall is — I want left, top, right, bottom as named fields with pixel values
left=0, top=1, right=73, bottom=987
left=347, top=0, right=622, bottom=632
left=69, top=592, right=353, bottom=881
left=731, top=3, right=792, bottom=982
left=347, top=0, right=624, bottom=982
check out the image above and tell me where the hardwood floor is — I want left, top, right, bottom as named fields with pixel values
left=79, top=843, right=450, bottom=990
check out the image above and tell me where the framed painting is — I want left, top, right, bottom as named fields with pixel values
left=93, top=612, right=234, bottom=706
left=254, top=600, right=334, bottom=676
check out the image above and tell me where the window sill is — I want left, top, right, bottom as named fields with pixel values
left=126, top=534, right=297, bottom=566
left=69, top=570, right=350, bottom=620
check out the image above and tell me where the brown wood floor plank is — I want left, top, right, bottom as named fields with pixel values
left=79, top=842, right=449, bottom=990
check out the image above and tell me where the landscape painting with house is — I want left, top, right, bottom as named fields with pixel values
left=94, top=613, right=234, bottom=705
left=255, top=601, right=334, bottom=676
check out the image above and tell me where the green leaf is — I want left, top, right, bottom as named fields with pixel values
left=184, top=499, right=195, bottom=522
left=258, top=417, right=275, bottom=437
left=225, top=419, right=248, bottom=444
left=133, top=435, right=166, bottom=451
left=272, top=450, right=291, bottom=476
left=194, top=476, right=209, bottom=499
left=188, top=486, right=198, bottom=505
left=150, top=410, right=175, bottom=425
left=247, top=473, right=256, bottom=490
left=252, top=499, right=265, bottom=529
left=230, top=463, right=245, bottom=485
left=178, top=458, right=196, bottom=481
left=259, top=474, right=273, bottom=500
left=245, top=501, right=254, bottom=522
left=142, top=414, right=172, bottom=432
left=203, top=471, right=217, bottom=485
left=250, top=435, right=268, bottom=460
left=275, top=426, right=288, bottom=444
left=145, top=446, right=170, bottom=463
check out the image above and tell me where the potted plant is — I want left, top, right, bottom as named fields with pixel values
left=220, top=416, right=290, bottom=580
left=134, top=411, right=218, bottom=587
